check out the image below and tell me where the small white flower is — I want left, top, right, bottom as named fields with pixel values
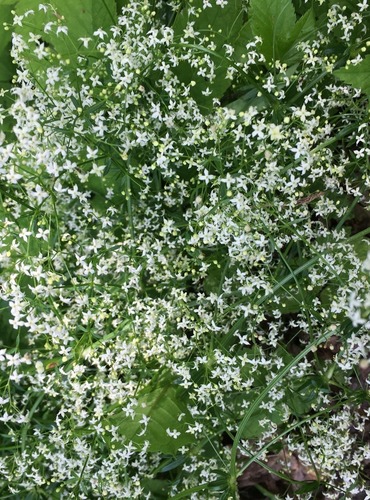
left=56, top=25, right=68, bottom=36
left=166, top=428, right=181, bottom=439
left=79, top=37, right=91, bottom=48
left=199, top=168, right=215, bottom=184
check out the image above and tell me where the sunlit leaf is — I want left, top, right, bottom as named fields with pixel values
left=249, top=0, right=296, bottom=63
left=15, top=0, right=117, bottom=65
left=334, top=55, right=370, bottom=101
left=106, top=383, right=196, bottom=454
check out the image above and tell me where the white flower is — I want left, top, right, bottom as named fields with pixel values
left=166, top=428, right=181, bottom=439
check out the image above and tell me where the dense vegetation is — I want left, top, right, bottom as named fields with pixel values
left=0, top=0, right=370, bottom=498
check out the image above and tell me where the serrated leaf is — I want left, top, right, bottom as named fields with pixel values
left=249, top=0, right=296, bottom=63
left=107, top=384, right=196, bottom=455
left=334, top=55, right=370, bottom=100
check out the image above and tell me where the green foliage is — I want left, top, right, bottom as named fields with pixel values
left=1, top=0, right=370, bottom=498
left=249, top=0, right=296, bottom=63
left=106, top=377, right=196, bottom=454
left=352, top=237, right=370, bottom=261
left=172, top=0, right=243, bottom=111
left=283, top=8, right=315, bottom=64
left=286, top=376, right=327, bottom=416
left=249, top=0, right=315, bottom=65
left=238, top=392, right=286, bottom=439
left=334, top=55, right=370, bottom=106
left=14, top=0, right=117, bottom=68
left=295, top=480, right=322, bottom=495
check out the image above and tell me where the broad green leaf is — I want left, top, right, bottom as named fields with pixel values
left=231, top=20, right=253, bottom=65
left=225, top=87, right=268, bottom=114
left=286, top=383, right=317, bottom=416
left=283, top=8, right=315, bottom=64
left=267, top=277, right=321, bottom=314
left=295, top=481, right=322, bottom=495
left=288, top=7, right=315, bottom=44
left=106, top=384, right=196, bottom=454
left=229, top=391, right=285, bottom=439
left=15, top=0, right=117, bottom=65
left=242, top=407, right=284, bottom=438
left=352, top=238, right=370, bottom=261
left=172, top=0, right=243, bottom=112
left=0, top=3, right=15, bottom=53
left=248, top=0, right=315, bottom=66
left=173, top=0, right=243, bottom=40
left=142, top=478, right=170, bottom=499
left=249, top=0, right=296, bottom=63
left=334, top=55, right=370, bottom=101
left=115, top=0, right=128, bottom=14
left=16, top=0, right=117, bottom=34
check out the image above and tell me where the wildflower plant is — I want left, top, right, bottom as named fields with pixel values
left=0, top=0, right=370, bottom=498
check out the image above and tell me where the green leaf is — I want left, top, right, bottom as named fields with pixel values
left=286, top=378, right=320, bottom=416
left=106, top=383, right=196, bottom=454
left=160, top=454, right=187, bottom=472
left=230, top=390, right=286, bottom=439
left=172, top=0, right=243, bottom=112
left=288, top=7, right=315, bottom=43
left=352, top=237, right=370, bottom=261
left=249, top=0, right=296, bottom=63
left=334, top=55, right=370, bottom=101
left=17, top=0, right=117, bottom=33
left=241, top=407, right=284, bottom=438
left=173, top=0, right=243, bottom=41
left=142, top=478, right=170, bottom=499
left=231, top=20, right=253, bottom=65
left=283, top=8, right=315, bottom=64
left=295, top=480, right=322, bottom=495
left=225, top=86, right=268, bottom=114
left=15, top=0, right=117, bottom=65
left=115, top=0, right=128, bottom=14
left=267, top=279, right=321, bottom=314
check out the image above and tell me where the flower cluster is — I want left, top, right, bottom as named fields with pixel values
left=0, top=0, right=369, bottom=497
